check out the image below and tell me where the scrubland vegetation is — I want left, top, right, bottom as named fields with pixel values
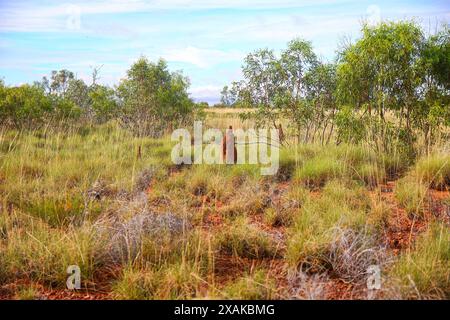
left=0, top=121, right=448, bottom=299
left=0, top=20, right=449, bottom=299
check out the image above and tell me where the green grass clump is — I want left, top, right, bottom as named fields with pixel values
left=355, top=163, right=386, bottom=187
left=389, top=222, right=450, bottom=299
left=0, top=212, right=102, bottom=287
left=414, top=153, right=450, bottom=190
left=218, top=201, right=248, bottom=218
left=227, top=163, right=261, bottom=180
left=216, top=179, right=268, bottom=218
left=322, top=179, right=371, bottom=211
left=277, top=148, right=302, bottom=180
left=285, top=180, right=369, bottom=268
left=206, top=174, right=233, bottom=202
left=367, top=195, right=391, bottom=230
left=21, top=194, right=89, bottom=227
left=111, top=228, right=213, bottom=299
left=112, top=266, right=156, bottom=299
left=294, top=156, right=345, bottom=188
left=222, top=269, right=276, bottom=299
left=263, top=207, right=294, bottom=227
left=287, top=144, right=393, bottom=188
left=216, top=217, right=279, bottom=259
left=186, top=169, right=210, bottom=196
left=332, top=144, right=378, bottom=166
left=15, top=286, right=41, bottom=300
left=112, top=262, right=207, bottom=300
left=263, top=207, right=278, bottom=226
left=284, top=183, right=309, bottom=204
left=394, top=176, right=428, bottom=217
left=381, top=152, right=409, bottom=179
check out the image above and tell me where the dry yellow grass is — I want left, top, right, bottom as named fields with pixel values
left=203, top=108, right=255, bottom=114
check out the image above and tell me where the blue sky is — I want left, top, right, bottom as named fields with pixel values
left=0, top=0, right=449, bottom=104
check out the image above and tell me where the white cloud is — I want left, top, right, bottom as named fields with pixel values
left=208, top=13, right=362, bottom=44
left=189, top=85, right=222, bottom=103
left=163, top=46, right=243, bottom=68
left=0, top=0, right=348, bottom=32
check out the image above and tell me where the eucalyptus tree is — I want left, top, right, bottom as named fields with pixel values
left=280, top=38, right=318, bottom=100
left=117, top=57, right=194, bottom=137
left=336, top=21, right=425, bottom=154
left=38, top=70, right=88, bottom=122
left=220, top=85, right=234, bottom=107
left=237, top=40, right=323, bottom=143
left=237, top=48, right=284, bottom=129
left=42, top=69, right=75, bottom=97
left=303, top=63, right=338, bottom=144
left=277, top=38, right=319, bottom=143
left=66, top=78, right=90, bottom=112
left=417, top=26, right=450, bottom=150
left=89, top=85, right=118, bottom=123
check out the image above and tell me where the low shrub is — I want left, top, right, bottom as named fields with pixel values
left=216, top=217, right=279, bottom=259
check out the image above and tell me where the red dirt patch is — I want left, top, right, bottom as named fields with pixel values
left=377, top=181, right=449, bottom=254
left=0, top=281, right=111, bottom=300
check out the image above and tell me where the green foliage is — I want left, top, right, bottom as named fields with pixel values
left=232, top=39, right=338, bottom=144
left=335, top=106, right=367, bottom=144
left=337, top=21, right=449, bottom=153
left=0, top=83, right=52, bottom=128
left=89, top=85, right=118, bottom=123
left=229, top=21, right=449, bottom=156
left=220, top=85, right=235, bottom=107
left=390, top=222, right=450, bottom=299
left=1, top=58, right=195, bottom=132
left=41, top=69, right=74, bottom=96
left=66, top=78, right=90, bottom=110
left=52, top=95, right=82, bottom=120
left=117, top=57, right=194, bottom=137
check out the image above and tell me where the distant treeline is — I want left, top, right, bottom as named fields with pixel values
left=0, top=58, right=198, bottom=137
left=221, top=20, right=449, bottom=155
